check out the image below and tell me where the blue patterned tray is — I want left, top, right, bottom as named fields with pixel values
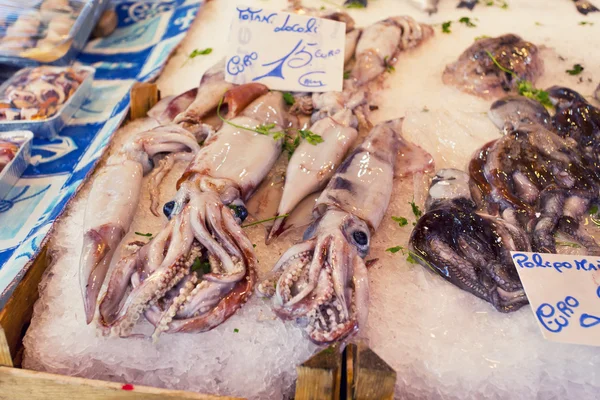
left=0, top=0, right=203, bottom=308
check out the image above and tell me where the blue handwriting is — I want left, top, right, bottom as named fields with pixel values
left=252, top=39, right=340, bottom=85
left=299, top=71, right=325, bottom=88
left=512, top=252, right=600, bottom=273
left=536, top=296, right=580, bottom=333
left=237, top=7, right=277, bottom=24
left=227, top=52, right=258, bottom=76
left=274, top=15, right=318, bottom=34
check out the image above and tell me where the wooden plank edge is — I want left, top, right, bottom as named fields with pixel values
left=0, top=366, right=243, bottom=400
left=0, top=245, right=49, bottom=362
left=0, top=326, right=13, bottom=367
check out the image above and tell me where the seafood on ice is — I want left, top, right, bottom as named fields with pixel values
left=259, top=120, right=432, bottom=343
left=443, top=34, right=543, bottom=99
left=410, top=84, right=600, bottom=310
left=97, top=87, right=289, bottom=338
left=410, top=169, right=529, bottom=312
left=79, top=63, right=238, bottom=324
left=268, top=13, right=434, bottom=242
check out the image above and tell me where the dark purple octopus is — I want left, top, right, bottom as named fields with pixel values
left=410, top=169, right=529, bottom=312
left=471, top=88, right=600, bottom=256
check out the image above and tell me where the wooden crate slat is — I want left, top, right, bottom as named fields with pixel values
left=0, top=246, right=48, bottom=362
left=0, top=367, right=243, bottom=399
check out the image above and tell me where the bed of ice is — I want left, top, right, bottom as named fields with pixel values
left=22, top=0, right=600, bottom=399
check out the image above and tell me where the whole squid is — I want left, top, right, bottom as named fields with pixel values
left=258, top=119, right=407, bottom=344
left=99, top=87, right=288, bottom=338
left=79, top=63, right=233, bottom=324
left=267, top=109, right=358, bottom=242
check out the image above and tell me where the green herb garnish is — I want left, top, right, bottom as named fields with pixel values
left=579, top=21, right=594, bottom=26
left=191, top=257, right=211, bottom=275
left=386, top=246, right=404, bottom=254
left=475, top=35, right=491, bottom=41
left=283, top=92, right=295, bottom=106
left=343, top=71, right=350, bottom=79
left=135, top=232, right=152, bottom=237
left=590, top=205, right=598, bottom=215
left=217, top=95, right=322, bottom=158
left=441, top=21, right=452, bottom=33
left=253, top=244, right=257, bottom=248
left=406, top=253, right=418, bottom=264
left=486, top=0, right=508, bottom=8
left=556, top=241, right=581, bottom=248
left=344, top=0, right=365, bottom=8
left=391, top=216, right=408, bottom=227
left=233, top=328, right=239, bottom=333
left=485, top=51, right=552, bottom=108
left=566, top=64, right=584, bottom=76
left=409, top=201, right=422, bottom=218
left=534, top=21, right=542, bottom=26
left=242, top=214, right=289, bottom=228
left=299, top=129, right=324, bottom=145
left=183, top=48, right=212, bottom=66
left=459, top=17, right=476, bottom=27
left=383, top=56, right=395, bottom=73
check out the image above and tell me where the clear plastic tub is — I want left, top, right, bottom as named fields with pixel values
left=0, top=129, right=32, bottom=200
left=0, top=0, right=108, bottom=66
left=0, top=65, right=95, bottom=138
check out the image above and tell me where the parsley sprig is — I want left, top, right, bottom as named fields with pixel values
left=441, top=17, right=477, bottom=34
left=242, top=214, right=289, bottom=228
left=183, top=48, right=212, bottom=66
left=566, top=64, right=584, bottom=76
left=485, top=51, right=552, bottom=108
left=217, top=95, right=323, bottom=158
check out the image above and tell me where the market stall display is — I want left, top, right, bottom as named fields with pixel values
left=1, top=0, right=600, bottom=399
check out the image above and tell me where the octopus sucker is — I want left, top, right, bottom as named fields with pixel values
left=261, top=119, right=429, bottom=344
left=443, top=34, right=543, bottom=99
left=410, top=169, right=529, bottom=313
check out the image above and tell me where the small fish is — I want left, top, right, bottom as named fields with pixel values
left=573, top=0, right=599, bottom=15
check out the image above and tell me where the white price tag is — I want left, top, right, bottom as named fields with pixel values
left=511, top=251, right=600, bottom=346
left=225, top=6, right=345, bottom=92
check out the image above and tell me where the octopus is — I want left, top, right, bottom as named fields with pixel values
left=259, top=119, right=432, bottom=344
left=0, top=66, right=89, bottom=121
left=549, top=86, right=600, bottom=177
left=410, top=169, right=529, bottom=312
left=443, top=34, right=543, bottom=99
left=97, top=87, right=288, bottom=338
left=470, top=94, right=600, bottom=255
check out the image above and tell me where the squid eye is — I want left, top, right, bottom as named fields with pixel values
left=353, top=231, right=368, bottom=246
left=228, top=204, right=248, bottom=222
left=163, top=201, right=175, bottom=219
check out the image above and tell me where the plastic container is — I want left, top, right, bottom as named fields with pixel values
left=0, top=130, right=32, bottom=200
left=0, top=65, right=95, bottom=138
left=0, top=0, right=108, bottom=66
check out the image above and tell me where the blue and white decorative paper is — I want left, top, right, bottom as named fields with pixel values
left=0, top=0, right=202, bottom=307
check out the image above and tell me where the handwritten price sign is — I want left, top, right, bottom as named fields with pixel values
left=511, top=252, right=600, bottom=346
left=225, top=6, right=345, bottom=92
